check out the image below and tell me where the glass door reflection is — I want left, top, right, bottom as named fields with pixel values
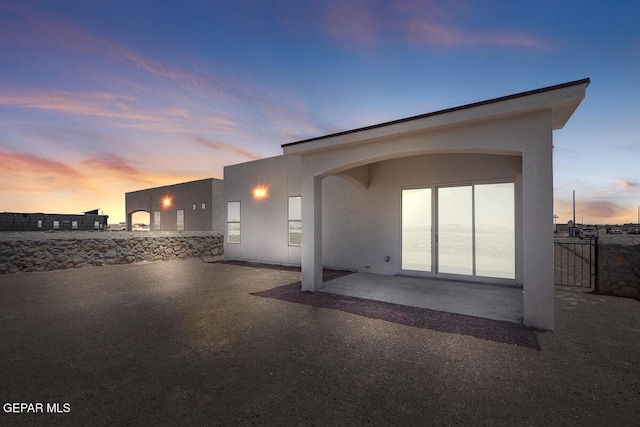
left=401, top=188, right=432, bottom=272
left=437, top=185, right=473, bottom=275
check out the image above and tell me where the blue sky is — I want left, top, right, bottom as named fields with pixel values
left=1, top=0, right=638, bottom=224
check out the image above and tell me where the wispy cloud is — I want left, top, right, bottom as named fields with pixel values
left=0, top=6, right=326, bottom=144
left=81, top=153, right=143, bottom=177
left=0, top=150, right=80, bottom=178
left=404, top=22, right=544, bottom=48
left=0, top=90, right=162, bottom=122
left=3, top=6, right=207, bottom=93
left=324, top=0, right=378, bottom=45
left=0, top=149, right=84, bottom=194
left=614, top=179, right=639, bottom=190
left=191, top=136, right=260, bottom=160
left=322, top=0, right=545, bottom=49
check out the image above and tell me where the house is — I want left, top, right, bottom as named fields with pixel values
left=0, top=211, right=108, bottom=231
left=125, top=178, right=224, bottom=232
left=223, top=79, right=590, bottom=330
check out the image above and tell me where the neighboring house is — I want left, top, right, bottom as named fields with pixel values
left=0, top=211, right=108, bottom=231
left=125, top=178, right=224, bottom=232
left=223, top=78, right=590, bottom=330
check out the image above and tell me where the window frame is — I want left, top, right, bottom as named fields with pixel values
left=288, top=196, right=302, bottom=247
left=227, top=201, right=241, bottom=244
left=177, top=209, right=185, bottom=231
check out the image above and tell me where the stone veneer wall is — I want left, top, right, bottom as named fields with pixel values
left=0, top=231, right=223, bottom=274
left=597, top=235, right=640, bottom=298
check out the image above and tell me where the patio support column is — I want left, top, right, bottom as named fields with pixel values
left=521, top=112, right=554, bottom=330
left=301, top=174, right=323, bottom=292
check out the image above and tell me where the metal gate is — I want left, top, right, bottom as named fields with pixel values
left=554, top=237, right=598, bottom=290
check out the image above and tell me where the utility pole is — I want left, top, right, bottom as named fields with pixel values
left=573, top=190, right=576, bottom=225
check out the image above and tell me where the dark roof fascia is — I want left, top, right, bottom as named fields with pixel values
left=282, top=78, right=590, bottom=148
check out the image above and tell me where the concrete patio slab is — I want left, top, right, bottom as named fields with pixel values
left=320, top=273, right=523, bottom=323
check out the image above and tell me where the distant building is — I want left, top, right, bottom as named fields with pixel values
left=0, top=210, right=108, bottom=232
left=125, top=178, right=224, bottom=232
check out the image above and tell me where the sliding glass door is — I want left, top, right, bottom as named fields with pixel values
left=402, top=182, right=515, bottom=280
left=401, top=188, right=432, bottom=272
left=474, top=183, right=515, bottom=279
left=437, top=186, right=473, bottom=275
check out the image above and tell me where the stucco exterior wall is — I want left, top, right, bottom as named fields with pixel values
left=223, top=155, right=301, bottom=265
left=321, top=153, right=523, bottom=280
left=125, top=178, right=224, bottom=232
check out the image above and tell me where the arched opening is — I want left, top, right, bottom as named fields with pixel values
left=127, top=210, right=150, bottom=232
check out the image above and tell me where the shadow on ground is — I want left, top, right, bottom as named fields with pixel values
left=252, top=281, right=541, bottom=350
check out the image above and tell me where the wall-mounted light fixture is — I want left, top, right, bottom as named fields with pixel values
left=252, top=186, right=269, bottom=201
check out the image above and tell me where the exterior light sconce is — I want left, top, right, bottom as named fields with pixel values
left=252, top=186, right=269, bottom=201
left=162, top=197, right=172, bottom=208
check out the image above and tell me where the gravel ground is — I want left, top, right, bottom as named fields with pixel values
left=0, top=259, right=638, bottom=426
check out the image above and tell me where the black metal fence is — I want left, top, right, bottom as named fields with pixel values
left=554, top=237, right=598, bottom=290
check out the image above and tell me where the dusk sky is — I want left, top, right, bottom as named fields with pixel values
left=1, top=0, right=638, bottom=225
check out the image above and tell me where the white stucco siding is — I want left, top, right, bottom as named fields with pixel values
left=322, top=153, right=523, bottom=277
left=223, top=155, right=301, bottom=265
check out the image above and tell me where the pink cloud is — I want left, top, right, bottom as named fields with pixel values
left=0, top=150, right=84, bottom=195
left=81, top=153, right=142, bottom=177
left=405, top=21, right=544, bottom=48
left=323, top=0, right=544, bottom=49
left=0, top=90, right=163, bottom=122
left=0, top=150, right=81, bottom=178
left=614, top=179, right=639, bottom=189
left=324, top=0, right=378, bottom=45
left=191, top=136, right=260, bottom=160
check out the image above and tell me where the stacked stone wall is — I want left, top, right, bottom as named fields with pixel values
left=597, top=235, right=640, bottom=298
left=0, top=232, right=223, bottom=274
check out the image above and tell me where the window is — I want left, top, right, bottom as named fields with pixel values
left=227, top=201, right=241, bottom=243
left=154, top=211, right=161, bottom=231
left=72, top=221, right=78, bottom=230
left=193, top=203, right=197, bottom=210
left=94, top=221, right=100, bottom=230
left=201, top=202, right=206, bottom=210
left=288, top=196, right=302, bottom=246
left=177, top=210, right=185, bottom=231
left=53, top=220, right=59, bottom=230
left=37, top=220, right=42, bottom=229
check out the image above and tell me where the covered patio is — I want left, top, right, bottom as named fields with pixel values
left=320, top=273, right=523, bottom=324
left=283, top=78, right=590, bottom=330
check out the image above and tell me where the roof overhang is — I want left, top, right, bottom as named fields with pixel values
left=282, top=78, right=589, bottom=156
